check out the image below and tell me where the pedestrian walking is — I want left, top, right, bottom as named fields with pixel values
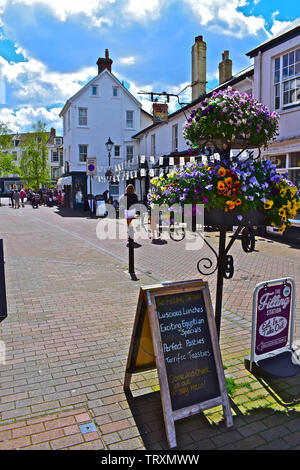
left=20, top=188, right=26, bottom=207
left=121, top=184, right=138, bottom=227
left=10, top=188, right=14, bottom=208
left=13, top=189, right=20, bottom=209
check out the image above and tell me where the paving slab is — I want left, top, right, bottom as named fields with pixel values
left=0, top=203, right=299, bottom=450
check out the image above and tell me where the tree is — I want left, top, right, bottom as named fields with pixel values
left=0, top=123, right=19, bottom=177
left=19, top=121, right=51, bottom=190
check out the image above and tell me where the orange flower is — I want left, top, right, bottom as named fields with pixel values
left=218, top=167, right=226, bottom=177
left=226, top=200, right=235, bottom=210
left=235, top=198, right=241, bottom=205
left=225, top=177, right=232, bottom=188
left=217, top=181, right=225, bottom=191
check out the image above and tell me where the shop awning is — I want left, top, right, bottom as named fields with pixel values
left=57, top=176, right=72, bottom=186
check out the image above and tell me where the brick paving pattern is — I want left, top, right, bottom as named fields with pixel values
left=0, top=202, right=299, bottom=450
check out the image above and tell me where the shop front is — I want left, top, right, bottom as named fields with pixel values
left=57, top=172, right=87, bottom=210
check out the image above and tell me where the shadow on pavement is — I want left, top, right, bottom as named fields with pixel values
left=125, top=386, right=300, bottom=450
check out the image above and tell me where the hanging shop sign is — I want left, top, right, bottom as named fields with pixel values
left=124, top=279, right=233, bottom=449
left=244, top=277, right=300, bottom=378
left=152, top=103, right=168, bottom=123
left=0, top=240, right=7, bottom=323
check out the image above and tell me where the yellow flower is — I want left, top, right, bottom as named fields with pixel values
left=278, top=224, right=286, bottom=233
left=290, top=187, right=297, bottom=197
left=264, top=199, right=274, bottom=210
left=217, top=181, right=225, bottom=191
left=278, top=207, right=286, bottom=217
left=280, top=188, right=287, bottom=197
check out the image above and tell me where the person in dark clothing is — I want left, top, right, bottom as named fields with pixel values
left=102, top=190, right=109, bottom=203
left=123, top=184, right=138, bottom=227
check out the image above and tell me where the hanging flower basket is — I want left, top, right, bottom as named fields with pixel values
left=183, top=87, right=279, bottom=151
left=148, top=86, right=300, bottom=232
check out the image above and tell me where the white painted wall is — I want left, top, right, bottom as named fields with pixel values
left=61, top=69, right=152, bottom=199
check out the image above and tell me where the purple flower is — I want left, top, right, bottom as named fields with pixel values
left=237, top=215, right=243, bottom=221
left=203, top=195, right=209, bottom=204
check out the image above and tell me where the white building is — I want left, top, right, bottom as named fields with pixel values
left=246, top=17, right=300, bottom=189
left=0, top=128, right=63, bottom=194
left=59, top=49, right=152, bottom=209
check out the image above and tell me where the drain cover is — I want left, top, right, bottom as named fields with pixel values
left=79, top=422, right=97, bottom=434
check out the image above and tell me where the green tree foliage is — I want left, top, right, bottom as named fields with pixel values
left=0, top=123, right=18, bottom=177
left=19, top=121, right=51, bottom=190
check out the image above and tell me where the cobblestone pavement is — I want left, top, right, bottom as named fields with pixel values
left=0, top=203, right=299, bottom=450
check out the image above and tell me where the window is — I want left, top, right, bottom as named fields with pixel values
left=290, top=152, right=300, bottom=168
left=78, top=108, right=88, bottom=126
left=112, top=87, right=118, bottom=97
left=172, top=124, right=178, bottom=152
left=126, top=110, right=134, bottom=128
left=109, top=182, right=119, bottom=196
left=92, top=85, right=98, bottom=96
left=13, top=139, right=19, bottom=147
left=114, top=145, right=120, bottom=157
left=79, top=144, right=88, bottom=162
left=270, top=155, right=286, bottom=169
left=51, top=151, right=59, bottom=162
left=51, top=167, right=59, bottom=179
left=55, top=138, right=62, bottom=145
left=151, top=134, right=156, bottom=157
left=126, top=146, right=134, bottom=163
left=274, top=48, right=300, bottom=109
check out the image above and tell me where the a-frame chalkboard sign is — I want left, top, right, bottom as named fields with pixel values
left=124, top=280, right=233, bottom=449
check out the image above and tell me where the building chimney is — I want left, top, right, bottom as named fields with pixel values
left=97, top=49, right=113, bottom=74
left=219, top=50, right=232, bottom=84
left=191, top=35, right=206, bottom=101
left=50, top=127, right=56, bottom=137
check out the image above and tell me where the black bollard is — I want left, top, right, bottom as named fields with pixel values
left=0, top=239, right=8, bottom=323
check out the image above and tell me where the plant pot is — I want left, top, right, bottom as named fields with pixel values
left=204, top=208, right=267, bottom=227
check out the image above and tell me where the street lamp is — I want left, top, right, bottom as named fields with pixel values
left=105, top=137, right=114, bottom=166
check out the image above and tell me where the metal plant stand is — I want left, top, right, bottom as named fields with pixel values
left=167, top=143, right=263, bottom=340
left=197, top=223, right=256, bottom=339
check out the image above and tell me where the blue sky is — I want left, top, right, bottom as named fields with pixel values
left=0, top=0, right=299, bottom=133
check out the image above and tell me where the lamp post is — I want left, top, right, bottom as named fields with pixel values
left=105, top=137, right=114, bottom=167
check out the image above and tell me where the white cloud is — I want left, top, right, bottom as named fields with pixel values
left=118, top=56, right=136, bottom=66
left=124, top=0, right=168, bottom=21
left=0, top=0, right=114, bottom=27
left=270, top=11, right=291, bottom=37
left=0, top=54, right=95, bottom=107
left=184, top=0, right=267, bottom=38
left=0, top=106, right=62, bottom=132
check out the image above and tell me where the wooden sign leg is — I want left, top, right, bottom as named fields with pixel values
left=222, top=396, right=233, bottom=428
left=165, top=419, right=177, bottom=449
left=124, top=371, right=132, bottom=391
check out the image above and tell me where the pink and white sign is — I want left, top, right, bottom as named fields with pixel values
left=255, top=282, right=292, bottom=356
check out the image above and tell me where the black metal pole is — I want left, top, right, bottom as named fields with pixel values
left=215, top=227, right=226, bottom=340
left=0, top=239, right=8, bottom=323
left=128, top=226, right=135, bottom=275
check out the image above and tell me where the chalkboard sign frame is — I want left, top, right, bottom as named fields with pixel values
left=0, top=239, right=7, bottom=324
left=124, top=279, right=233, bottom=449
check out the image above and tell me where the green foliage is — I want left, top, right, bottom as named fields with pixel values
left=0, top=122, right=19, bottom=177
left=19, top=121, right=51, bottom=190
